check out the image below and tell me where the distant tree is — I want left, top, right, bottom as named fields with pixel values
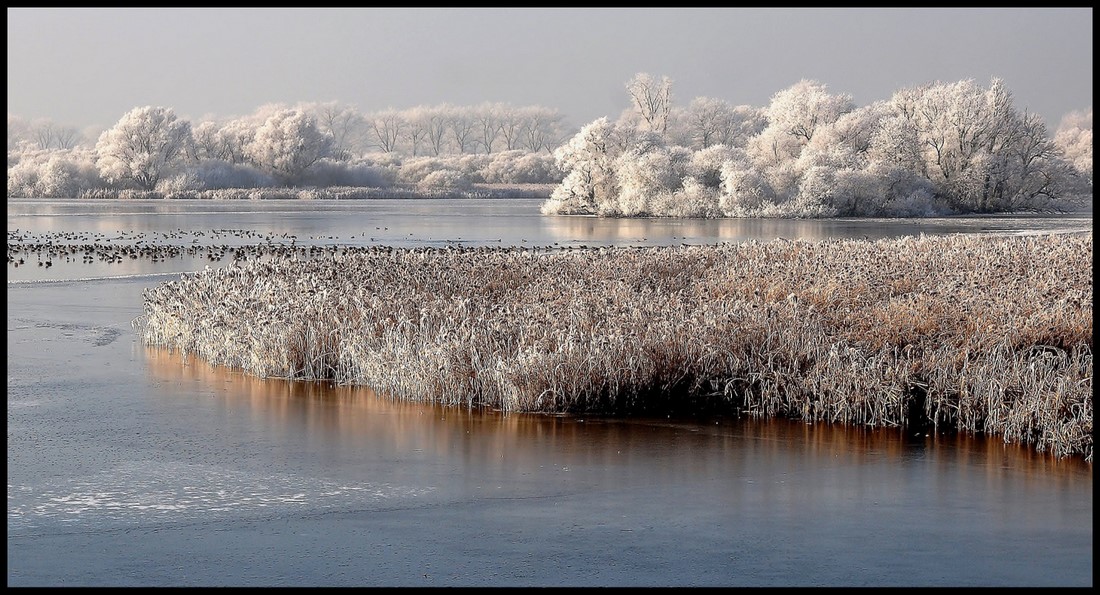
left=245, top=109, right=332, bottom=185
left=519, top=106, right=567, bottom=153
left=718, top=152, right=775, bottom=216
left=396, top=156, right=446, bottom=186
left=29, top=119, right=82, bottom=150
left=612, top=108, right=648, bottom=154
left=447, top=108, right=478, bottom=154
left=95, top=106, right=192, bottom=191
left=7, top=114, right=32, bottom=151
left=214, top=117, right=260, bottom=164
left=401, top=107, right=430, bottom=156
left=680, top=96, right=736, bottom=149
left=482, top=149, right=559, bottom=184
left=191, top=120, right=239, bottom=162
left=310, top=101, right=366, bottom=161
left=7, top=147, right=102, bottom=198
left=413, top=104, right=451, bottom=156
left=498, top=108, right=525, bottom=151
left=625, top=72, right=674, bottom=135
left=474, top=102, right=504, bottom=154
left=368, top=109, right=405, bottom=154
left=1054, top=107, right=1092, bottom=188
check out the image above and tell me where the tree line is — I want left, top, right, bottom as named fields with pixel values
left=544, top=74, right=1092, bottom=217
left=7, top=102, right=570, bottom=197
left=6, top=75, right=1093, bottom=217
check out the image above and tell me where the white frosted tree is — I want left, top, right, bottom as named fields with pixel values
left=447, top=108, right=478, bottom=154
left=679, top=96, right=737, bottom=149
left=30, top=118, right=82, bottom=150
left=686, top=144, right=736, bottom=191
left=1054, top=107, right=1092, bottom=188
left=95, top=106, right=193, bottom=191
left=498, top=108, right=525, bottom=151
left=799, top=102, right=890, bottom=171
left=610, top=108, right=651, bottom=154
left=401, top=107, right=430, bottom=156
left=474, top=102, right=504, bottom=154
left=625, top=72, right=674, bottom=136
left=7, top=147, right=102, bottom=198
left=423, top=105, right=451, bottom=156
left=8, top=114, right=32, bottom=151
left=718, top=154, right=774, bottom=217
left=191, top=121, right=224, bottom=161
left=542, top=117, right=621, bottom=215
left=890, top=77, right=1078, bottom=212
left=245, top=109, right=333, bottom=185
left=749, top=79, right=854, bottom=168
left=213, top=116, right=261, bottom=164
left=310, top=101, right=366, bottom=160
left=519, top=106, right=567, bottom=154
left=368, top=109, right=405, bottom=154
left=613, top=132, right=686, bottom=216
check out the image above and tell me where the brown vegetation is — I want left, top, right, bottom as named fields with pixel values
left=135, top=232, right=1094, bottom=461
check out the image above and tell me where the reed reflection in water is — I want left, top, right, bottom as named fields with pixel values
left=143, top=345, right=1092, bottom=493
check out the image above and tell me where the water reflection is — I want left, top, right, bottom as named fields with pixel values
left=542, top=214, right=879, bottom=244
left=143, top=346, right=1092, bottom=488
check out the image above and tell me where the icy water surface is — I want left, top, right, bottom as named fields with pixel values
left=7, top=199, right=1093, bottom=586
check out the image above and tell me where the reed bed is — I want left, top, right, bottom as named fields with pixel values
left=135, top=232, right=1094, bottom=461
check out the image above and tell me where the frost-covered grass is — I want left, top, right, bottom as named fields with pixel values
left=136, top=232, right=1093, bottom=461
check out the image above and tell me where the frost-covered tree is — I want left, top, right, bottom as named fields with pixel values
left=498, top=108, right=525, bottom=151
left=416, top=169, right=471, bottom=193
left=1054, top=107, right=1092, bottom=188
left=686, top=144, right=736, bottom=191
left=368, top=108, right=404, bottom=154
left=679, top=96, right=736, bottom=149
left=718, top=152, right=775, bottom=217
left=309, top=101, right=366, bottom=161
left=447, top=108, right=478, bottom=154
left=474, top=102, right=504, bottom=154
left=95, top=106, right=193, bottom=191
left=482, top=149, right=559, bottom=184
left=8, top=147, right=103, bottom=198
left=401, top=107, right=430, bottom=156
left=29, top=118, right=82, bottom=150
left=396, top=156, right=446, bottom=186
left=519, top=106, right=567, bottom=153
left=611, top=108, right=648, bottom=153
left=245, top=109, right=333, bottom=185
left=799, top=102, right=890, bottom=171
left=422, top=105, right=451, bottom=156
left=625, top=72, right=674, bottom=135
left=613, top=132, right=688, bottom=216
left=542, top=117, right=621, bottom=215
left=8, top=114, right=32, bottom=151
left=890, top=77, right=1077, bottom=212
left=749, top=79, right=854, bottom=167
left=212, top=116, right=260, bottom=164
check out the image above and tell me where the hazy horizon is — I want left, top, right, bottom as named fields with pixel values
left=7, top=7, right=1093, bottom=133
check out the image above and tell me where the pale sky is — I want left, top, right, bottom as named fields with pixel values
left=6, top=7, right=1094, bottom=133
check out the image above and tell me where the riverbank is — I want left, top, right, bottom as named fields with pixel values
left=136, top=232, right=1093, bottom=461
left=61, top=183, right=557, bottom=200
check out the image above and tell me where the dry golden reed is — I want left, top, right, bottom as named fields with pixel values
left=136, top=232, right=1093, bottom=461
